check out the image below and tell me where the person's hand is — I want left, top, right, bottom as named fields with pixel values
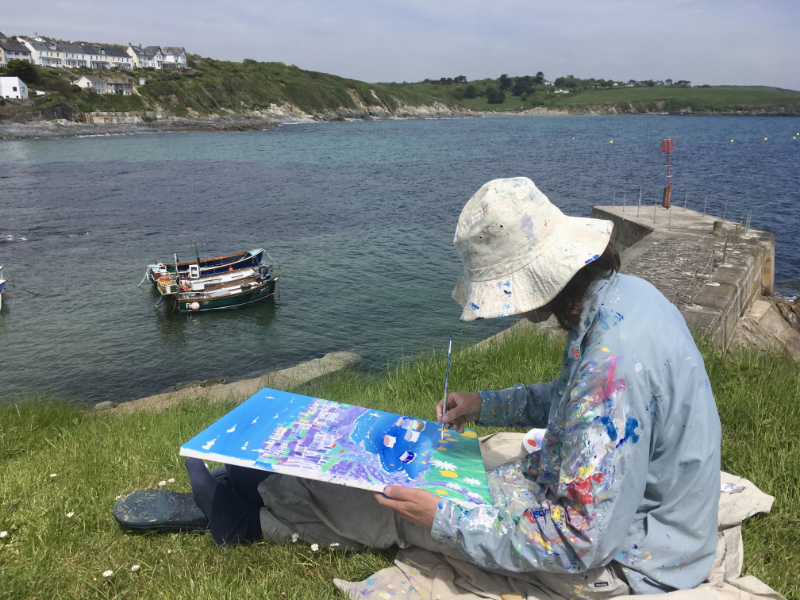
left=373, top=486, right=440, bottom=528
left=436, top=391, right=481, bottom=433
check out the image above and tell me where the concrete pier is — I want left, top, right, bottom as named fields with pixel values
left=592, top=205, right=775, bottom=349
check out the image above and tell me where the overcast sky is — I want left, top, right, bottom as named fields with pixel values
left=5, top=0, right=799, bottom=89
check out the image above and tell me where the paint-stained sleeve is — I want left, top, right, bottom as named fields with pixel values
left=476, top=377, right=562, bottom=428
left=432, top=348, right=651, bottom=574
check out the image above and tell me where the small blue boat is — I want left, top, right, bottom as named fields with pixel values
left=146, top=249, right=265, bottom=283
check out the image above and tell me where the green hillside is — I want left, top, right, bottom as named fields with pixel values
left=136, top=57, right=453, bottom=116
left=3, top=55, right=800, bottom=117
left=550, top=86, right=800, bottom=113
left=399, top=75, right=800, bottom=114
left=0, top=56, right=456, bottom=118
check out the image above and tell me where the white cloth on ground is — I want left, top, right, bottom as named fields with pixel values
left=333, top=433, right=783, bottom=600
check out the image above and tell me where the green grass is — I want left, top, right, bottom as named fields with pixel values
left=459, top=95, right=528, bottom=112
left=549, top=86, right=800, bottom=113
left=1, top=327, right=798, bottom=599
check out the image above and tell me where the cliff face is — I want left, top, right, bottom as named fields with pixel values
left=0, top=93, right=471, bottom=139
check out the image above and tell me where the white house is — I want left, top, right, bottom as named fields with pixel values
left=0, top=76, right=28, bottom=99
left=73, top=75, right=107, bottom=94
left=60, top=43, right=90, bottom=68
left=73, top=75, right=134, bottom=95
left=24, top=40, right=132, bottom=69
left=161, top=46, right=187, bottom=69
left=99, top=46, right=133, bottom=70
left=24, top=39, right=63, bottom=66
left=126, top=44, right=164, bottom=69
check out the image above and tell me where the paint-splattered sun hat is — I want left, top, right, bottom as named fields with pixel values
left=453, top=177, right=613, bottom=321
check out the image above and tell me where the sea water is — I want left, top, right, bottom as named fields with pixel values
left=1, top=116, right=798, bottom=404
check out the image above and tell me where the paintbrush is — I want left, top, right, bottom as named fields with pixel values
left=440, top=335, right=452, bottom=441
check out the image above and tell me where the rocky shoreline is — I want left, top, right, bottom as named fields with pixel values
left=0, top=100, right=472, bottom=140
left=3, top=100, right=796, bottom=140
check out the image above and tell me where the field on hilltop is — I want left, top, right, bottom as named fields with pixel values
left=549, top=85, right=800, bottom=113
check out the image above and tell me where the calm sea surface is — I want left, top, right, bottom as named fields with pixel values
left=1, top=116, right=798, bottom=404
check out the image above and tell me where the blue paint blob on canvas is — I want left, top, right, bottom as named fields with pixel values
left=180, top=388, right=492, bottom=508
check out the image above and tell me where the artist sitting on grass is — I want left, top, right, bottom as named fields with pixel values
left=174, top=177, right=721, bottom=596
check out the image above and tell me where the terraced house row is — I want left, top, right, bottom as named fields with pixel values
left=0, top=32, right=186, bottom=71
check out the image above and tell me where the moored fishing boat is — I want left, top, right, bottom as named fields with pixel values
left=155, top=265, right=270, bottom=297
left=146, top=248, right=265, bottom=283
left=176, top=271, right=278, bottom=312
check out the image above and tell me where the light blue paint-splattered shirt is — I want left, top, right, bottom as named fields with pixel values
left=431, top=272, right=721, bottom=593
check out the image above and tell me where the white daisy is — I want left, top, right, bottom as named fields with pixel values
left=0, top=531, right=7, bottom=538
left=66, top=512, right=74, bottom=518
left=431, top=459, right=456, bottom=471
left=131, top=565, right=140, bottom=572
left=158, top=481, right=166, bottom=487
left=329, top=542, right=340, bottom=547
left=50, top=473, right=57, bottom=478
left=291, top=533, right=298, bottom=542
left=167, top=478, right=175, bottom=483
left=464, top=477, right=482, bottom=486
left=103, top=570, right=113, bottom=578
left=310, top=543, right=319, bottom=551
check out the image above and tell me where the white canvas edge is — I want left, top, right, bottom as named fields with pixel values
left=179, top=446, right=481, bottom=509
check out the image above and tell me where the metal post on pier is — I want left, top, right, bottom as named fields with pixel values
left=689, top=270, right=699, bottom=305
left=721, top=235, right=729, bottom=265
left=708, top=250, right=715, bottom=284
left=638, top=187, right=642, bottom=217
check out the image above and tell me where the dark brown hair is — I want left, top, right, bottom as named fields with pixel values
left=549, top=243, right=621, bottom=331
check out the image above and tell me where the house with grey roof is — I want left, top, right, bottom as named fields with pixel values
left=74, top=75, right=107, bottom=94
left=0, top=41, right=33, bottom=63
left=73, top=75, right=135, bottom=95
left=126, top=44, right=164, bottom=69
left=24, top=40, right=132, bottom=69
left=104, top=76, right=134, bottom=95
left=161, top=46, right=187, bottom=69
left=24, top=39, right=63, bottom=66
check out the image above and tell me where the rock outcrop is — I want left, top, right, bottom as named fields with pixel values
left=0, top=89, right=471, bottom=139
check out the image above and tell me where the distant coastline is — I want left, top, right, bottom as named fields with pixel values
left=4, top=104, right=799, bottom=141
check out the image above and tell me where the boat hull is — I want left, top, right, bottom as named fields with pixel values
left=148, top=249, right=265, bottom=283
left=176, top=278, right=277, bottom=313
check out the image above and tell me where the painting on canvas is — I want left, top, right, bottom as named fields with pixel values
left=180, top=388, right=492, bottom=508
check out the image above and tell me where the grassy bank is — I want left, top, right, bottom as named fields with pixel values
left=1, top=327, right=798, bottom=599
left=549, top=86, right=800, bottom=114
